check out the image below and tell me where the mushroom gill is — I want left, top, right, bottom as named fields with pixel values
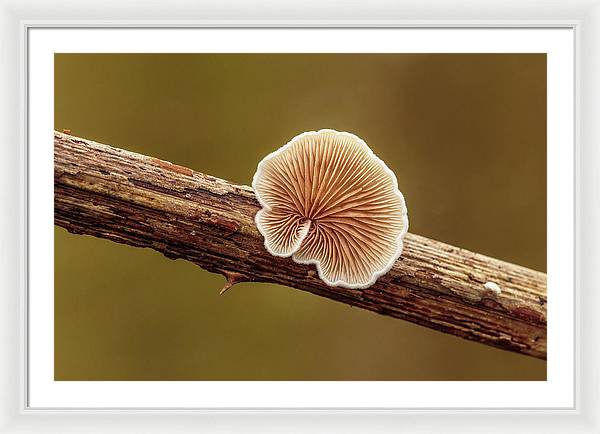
left=252, top=129, right=408, bottom=289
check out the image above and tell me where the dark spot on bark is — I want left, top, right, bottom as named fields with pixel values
left=493, top=338, right=520, bottom=352
left=512, top=306, right=546, bottom=324
left=480, top=297, right=503, bottom=310
left=207, top=216, right=239, bottom=236
left=538, top=295, right=546, bottom=306
left=150, top=157, right=194, bottom=177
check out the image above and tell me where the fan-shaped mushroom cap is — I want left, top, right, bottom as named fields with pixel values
left=252, top=129, right=408, bottom=289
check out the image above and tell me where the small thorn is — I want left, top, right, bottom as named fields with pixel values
left=219, top=282, right=234, bottom=295
left=219, top=270, right=247, bottom=295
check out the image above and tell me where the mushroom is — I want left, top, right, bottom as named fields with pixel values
left=252, top=129, right=408, bottom=289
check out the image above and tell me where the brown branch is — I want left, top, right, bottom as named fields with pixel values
left=54, top=131, right=547, bottom=359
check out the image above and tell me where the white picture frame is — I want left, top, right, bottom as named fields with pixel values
left=1, top=0, right=597, bottom=432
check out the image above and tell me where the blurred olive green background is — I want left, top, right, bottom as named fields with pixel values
left=55, top=53, right=546, bottom=380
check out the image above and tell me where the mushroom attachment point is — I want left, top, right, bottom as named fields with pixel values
left=252, top=129, right=408, bottom=289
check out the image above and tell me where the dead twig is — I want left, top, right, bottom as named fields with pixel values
left=54, top=131, right=547, bottom=359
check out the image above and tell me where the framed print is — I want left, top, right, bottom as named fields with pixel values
left=1, top=0, right=598, bottom=433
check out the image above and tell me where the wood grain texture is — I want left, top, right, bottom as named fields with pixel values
left=54, top=131, right=547, bottom=359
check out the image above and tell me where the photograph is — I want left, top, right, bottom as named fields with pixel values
left=3, top=0, right=597, bottom=427
left=53, top=52, right=547, bottom=381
